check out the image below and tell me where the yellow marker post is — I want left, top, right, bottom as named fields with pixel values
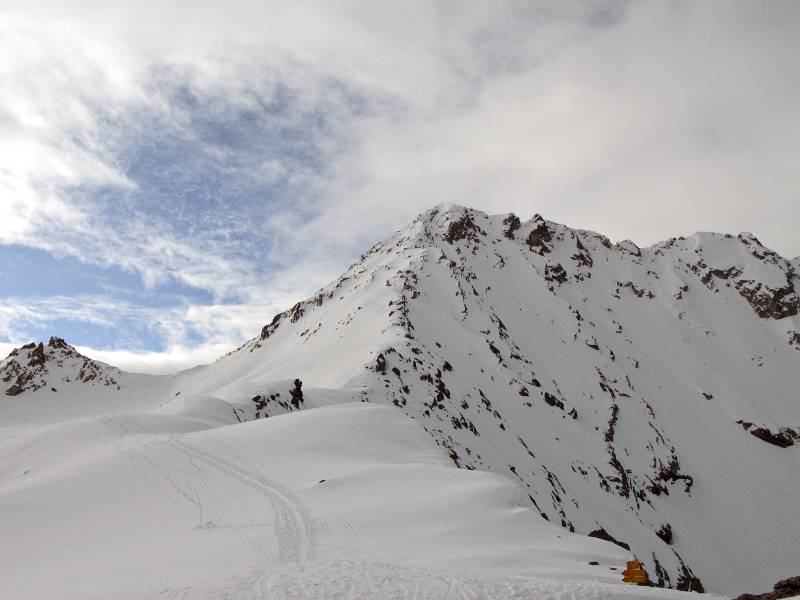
left=622, top=560, right=650, bottom=585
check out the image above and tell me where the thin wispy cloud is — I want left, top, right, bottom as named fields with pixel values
left=1, top=1, right=798, bottom=372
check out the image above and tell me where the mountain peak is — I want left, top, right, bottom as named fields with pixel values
left=219, top=203, right=800, bottom=593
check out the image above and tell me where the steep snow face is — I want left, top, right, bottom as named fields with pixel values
left=177, top=205, right=800, bottom=595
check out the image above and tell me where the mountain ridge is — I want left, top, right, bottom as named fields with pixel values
left=3, top=204, right=798, bottom=595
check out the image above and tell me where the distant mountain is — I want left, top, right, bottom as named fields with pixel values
left=1, top=337, right=124, bottom=396
left=4, top=204, right=798, bottom=596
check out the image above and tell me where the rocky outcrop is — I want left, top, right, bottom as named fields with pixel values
left=444, top=209, right=484, bottom=244
left=249, top=379, right=306, bottom=419
left=750, top=427, right=795, bottom=448
left=502, top=214, right=521, bottom=239
left=737, top=420, right=798, bottom=448
left=734, top=576, right=800, bottom=600
left=656, top=523, right=673, bottom=545
left=736, top=278, right=799, bottom=319
left=788, top=331, right=800, bottom=350
left=588, top=527, right=630, bottom=551
left=526, top=216, right=552, bottom=254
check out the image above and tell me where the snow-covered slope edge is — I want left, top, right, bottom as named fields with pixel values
left=171, top=204, right=799, bottom=595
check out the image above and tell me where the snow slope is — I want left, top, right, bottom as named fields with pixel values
left=1, top=399, right=707, bottom=599
left=2, top=204, right=797, bottom=597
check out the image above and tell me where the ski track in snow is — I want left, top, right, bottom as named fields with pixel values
left=94, top=413, right=686, bottom=600
left=104, top=414, right=401, bottom=598
left=106, top=423, right=313, bottom=566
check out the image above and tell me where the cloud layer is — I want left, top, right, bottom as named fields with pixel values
left=2, top=1, right=798, bottom=372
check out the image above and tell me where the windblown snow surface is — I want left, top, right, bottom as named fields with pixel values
left=2, top=204, right=798, bottom=599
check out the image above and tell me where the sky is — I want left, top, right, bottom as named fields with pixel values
left=1, top=1, right=798, bottom=374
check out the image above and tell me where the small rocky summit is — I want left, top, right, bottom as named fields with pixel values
left=1, top=337, right=122, bottom=396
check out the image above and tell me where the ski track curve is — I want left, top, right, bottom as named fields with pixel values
left=169, top=438, right=315, bottom=565
left=206, top=434, right=384, bottom=560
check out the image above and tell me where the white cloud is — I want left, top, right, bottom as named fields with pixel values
left=75, top=343, right=236, bottom=375
left=0, top=294, right=281, bottom=356
left=300, top=1, right=800, bottom=257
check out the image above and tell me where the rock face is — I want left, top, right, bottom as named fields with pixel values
left=734, top=576, right=800, bottom=600
left=1, top=337, right=123, bottom=396
left=737, top=420, right=798, bottom=447
left=32, top=204, right=798, bottom=596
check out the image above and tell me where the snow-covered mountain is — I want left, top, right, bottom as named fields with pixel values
left=2, top=204, right=798, bottom=598
left=171, top=204, right=799, bottom=595
left=1, top=337, right=124, bottom=396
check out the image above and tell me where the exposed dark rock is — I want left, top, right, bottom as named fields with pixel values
left=29, top=343, right=47, bottom=367
left=617, top=281, right=655, bottom=299
left=5, top=382, right=23, bottom=396
left=652, top=555, right=671, bottom=588
left=617, top=240, right=641, bottom=257
left=656, top=523, right=673, bottom=544
left=48, top=336, right=70, bottom=350
left=788, top=331, right=800, bottom=350
left=676, top=568, right=704, bottom=592
left=289, top=302, right=305, bottom=323
left=445, top=211, right=483, bottom=244
left=503, top=214, right=521, bottom=239
left=543, top=392, right=564, bottom=410
left=588, top=527, right=630, bottom=550
left=649, top=456, right=694, bottom=495
left=710, top=266, right=743, bottom=280
left=544, top=263, right=567, bottom=284
left=604, top=404, right=619, bottom=443
left=750, top=427, right=794, bottom=448
left=738, top=231, right=765, bottom=247
left=260, top=313, right=282, bottom=339
left=736, top=278, right=799, bottom=319
left=571, top=250, right=593, bottom=268
left=527, top=220, right=552, bottom=254
left=735, top=576, right=800, bottom=600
